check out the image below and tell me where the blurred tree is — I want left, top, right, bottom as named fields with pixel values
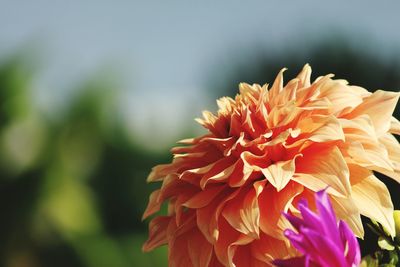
left=0, top=55, right=168, bottom=267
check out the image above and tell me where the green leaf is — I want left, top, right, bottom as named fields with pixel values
left=378, top=237, right=395, bottom=251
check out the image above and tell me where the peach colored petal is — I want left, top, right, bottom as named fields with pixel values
left=260, top=155, right=300, bottom=191
left=330, top=195, right=364, bottom=238
left=297, top=114, right=345, bottom=143
left=349, top=164, right=395, bottom=236
left=268, top=68, right=286, bottom=101
left=296, top=64, right=312, bottom=88
left=346, top=140, right=394, bottom=175
left=293, top=146, right=351, bottom=197
left=378, top=133, right=400, bottom=183
left=346, top=90, right=400, bottom=136
left=390, top=117, right=400, bottom=135
left=318, top=79, right=363, bottom=116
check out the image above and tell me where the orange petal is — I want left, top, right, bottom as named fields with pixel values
left=187, top=228, right=214, bottom=267
left=214, top=217, right=242, bottom=266
left=294, top=146, right=351, bottom=197
left=222, top=187, right=260, bottom=238
left=142, top=216, right=171, bottom=252
left=183, top=185, right=226, bottom=209
left=142, top=189, right=162, bottom=219
left=196, top=188, right=239, bottom=243
left=227, top=235, right=254, bottom=267
left=258, top=182, right=303, bottom=238
left=251, top=232, right=296, bottom=264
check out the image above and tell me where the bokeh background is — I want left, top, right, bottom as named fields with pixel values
left=0, top=1, right=399, bottom=266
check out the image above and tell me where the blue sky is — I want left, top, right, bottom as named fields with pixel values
left=1, top=0, right=400, bottom=148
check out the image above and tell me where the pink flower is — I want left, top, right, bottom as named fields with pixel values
left=274, top=190, right=361, bottom=267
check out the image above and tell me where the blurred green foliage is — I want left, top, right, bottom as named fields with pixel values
left=0, top=55, right=169, bottom=267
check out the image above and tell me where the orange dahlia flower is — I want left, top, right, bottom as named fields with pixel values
left=143, top=65, right=400, bottom=267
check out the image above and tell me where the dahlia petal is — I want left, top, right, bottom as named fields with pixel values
left=148, top=163, right=176, bottom=182
left=318, top=80, right=363, bottom=116
left=259, top=182, right=303, bottom=238
left=215, top=217, right=254, bottom=267
left=196, top=188, right=239, bottom=243
left=379, top=133, right=400, bottom=183
left=142, top=189, right=162, bottom=219
left=187, top=228, right=213, bottom=267
left=227, top=235, right=254, bottom=267
left=267, top=102, right=303, bottom=129
left=297, top=115, right=345, bottom=143
left=257, top=130, right=291, bottom=149
left=296, top=74, right=332, bottom=105
left=169, top=235, right=193, bottom=267
left=294, top=146, right=351, bottom=197
left=222, top=187, right=260, bottom=238
left=298, top=97, right=332, bottom=112
left=278, top=78, right=299, bottom=104
left=183, top=185, right=226, bottom=209
left=268, top=68, right=286, bottom=101
left=251, top=233, right=295, bottom=264
left=348, top=85, right=371, bottom=97
left=346, top=90, right=400, bottom=136
left=143, top=216, right=171, bottom=252
left=296, top=64, right=312, bottom=88
left=339, top=115, right=377, bottom=141
left=346, top=141, right=395, bottom=178
left=329, top=195, right=364, bottom=237
left=232, top=245, right=268, bottom=267
left=260, top=157, right=297, bottom=191
left=199, top=156, right=237, bottom=188
left=209, top=254, right=225, bottom=267
left=350, top=167, right=395, bottom=236
left=390, top=117, right=400, bottom=135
